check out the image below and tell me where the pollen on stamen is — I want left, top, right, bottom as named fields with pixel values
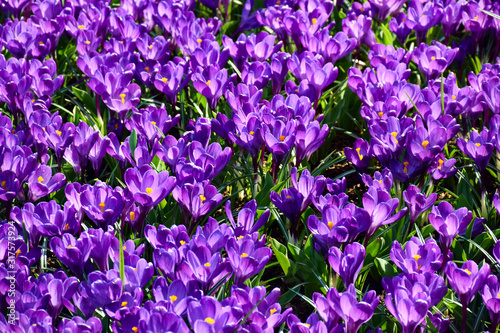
left=403, top=161, right=409, bottom=173
left=438, top=159, right=444, bottom=170
left=85, top=41, right=90, bottom=45
left=56, top=130, right=62, bottom=136
left=249, top=131, right=255, bottom=136
left=207, top=80, right=211, bottom=86
left=475, top=142, right=481, bottom=147
left=200, top=194, right=207, bottom=203
left=16, top=249, right=21, bottom=257
left=312, top=18, right=317, bottom=25
left=99, top=202, right=105, bottom=212
left=38, top=176, right=44, bottom=182
left=205, top=317, right=215, bottom=324
left=170, top=295, right=178, bottom=302
left=121, top=301, right=128, bottom=307
left=119, top=93, right=126, bottom=104
left=422, top=140, right=429, bottom=149
left=130, top=211, right=135, bottom=221
left=161, top=77, right=167, bottom=83
left=464, top=269, right=472, bottom=275
left=327, top=221, right=334, bottom=230
left=146, top=188, right=153, bottom=194
left=78, top=25, right=85, bottom=29
left=241, top=253, right=249, bottom=258
left=204, top=262, right=211, bottom=267
left=356, top=147, right=363, bottom=160
left=149, top=45, right=153, bottom=50
left=279, top=135, right=285, bottom=141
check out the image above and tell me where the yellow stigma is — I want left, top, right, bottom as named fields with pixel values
left=249, top=131, right=255, bottom=136
left=197, top=39, right=202, bottom=43
left=149, top=45, right=153, bottom=50
left=16, top=249, right=21, bottom=257
left=99, top=202, right=105, bottom=212
left=474, top=15, right=478, bottom=20
left=121, top=301, right=128, bottom=307
left=39, top=41, right=44, bottom=45
left=204, top=262, right=211, bottom=267
left=120, top=93, right=126, bottom=104
left=123, top=246, right=127, bottom=250
left=403, top=161, right=409, bottom=174
left=378, top=112, right=383, bottom=117
left=207, top=80, right=211, bottom=86
left=312, top=18, right=317, bottom=25
left=452, top=95, right=456, bottom=100
left=78, top=25, right=84, bottom=29
left=180, top=240, right=186, bottom=245
left=145, top=66, right=150, bottom=73
left=200, top=194, right=206, bottom=203
left=276, top=17, right=279, bottom=21
left=241, top=253, right=249, bottom=258
left=276, top=0, right=280, bottom=4
left=391, top=132, right=397, bottom=139
left=421, top=14, right=425, bottom=18
left=237, top=235, right=244, bottom=239
left=1, top=181, right=6, bottom=187
left=270, top=308, right=277, bottom=316
left=38, top=176, right=44, bottom=182
left=327, top=221, right=334, bottom=230
left=356, top=147, right=363, bottom=160
left=286, top=195, right=291, bottom=199
left=422, top=140, right=429, bottom=149
left=475, top=142, right=481, bottom=147
left=132, top=327, right=138, bottom=333
left=170, top=295, right=178, bottom=302
left=64, top=223, right=69, bottom=230
left=130, top=211, right=135, bottom=221
left=438, top=159, right=444, bottom=170
left=305, top=323, right=311, bottom=328
left=161, top=77, right=167, bottom=83
left=146, top=188, right=153, bottom=194
left=431, top=56, right=435, bottom=60
left=56, top=130, right=62, bottom=136
left=85, top=41, right=90, bottom=45
left=279, top=135, right=285, bottom=142
left=413, top=254, right=421, bottom=262
left=67, top=244, right=73, bottom=248
left=464, top=269, right=472, bottom=275
left=205, top=317, right=215, bottom=324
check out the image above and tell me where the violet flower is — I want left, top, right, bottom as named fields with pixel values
left=390, top=237, right=442, bottom=274
left=328, top=242, right=365, bottom=287
left=482, top=275, right=500, bottom=333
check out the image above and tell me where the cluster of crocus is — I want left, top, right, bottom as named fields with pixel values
left=3, top=0, right=500, bottom=331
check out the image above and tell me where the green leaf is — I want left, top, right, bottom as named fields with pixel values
left=129, top=129, right=137, bottom=162
left=374, top=257, right=398, bottom=278
left=366, top=237, right=383, bottom=264
left=271, top=238, right=290, bottom=276
left=118, top=232, right=125, bottom=292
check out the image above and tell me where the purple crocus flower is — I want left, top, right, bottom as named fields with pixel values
left=389, top=12, right=411, bottom=44
left=405, top=0, right=443, bottom=43
left=27, top=165, right=66, bottom=202
left=262, top=119, right=296, bottom=169
left=295, top=120, right=330, bottom=165
left=226, top=237, right=272, bottom=284
left=0, top=170, right=19, bottom=203
left=429, top=201, right=472, bottom=265
left=482, top=275, right=500, bottom=332
left=225, top=200, right=270, bottom=236
left=412, top=42, right=459, bottom=81
left=328, top=242, right=365, bottom=287
left=342, top=13, right=376, bottom=48
left=80, top=181, right=125, bottom=229
left=172, top=181, right=223, bottom=231
left=369, top=0, right=406, bottom=21
left=64, top=122, right=99, bottom=177
left=457, top=127, right=495, bottom=172
left=154, top=60, right=191, bottom=109
left=326, top=284, right=379, bottom=333
left=32, top=201, right=79, bottom=237
left=187, top=296, right=239, bottom=332
left=345, top=139, right=372, bottom=171
left=362, top=187, right=407, bottom=244
left=383, top=272, right=447, bottom=333
left=446, top=260, right=490, bottom=324
left=390, top=237, right=442, bottom=274
left=80, top=271, right=123, bottom=309
left=192, top=65, right=232, bottom=110
left=125, top=165, right=176, bottom=209
left=402, top=185, right=437, bottom=225
left=49, top=233, right=93, bottom=279
left=126, top=105, right=180, bottom=147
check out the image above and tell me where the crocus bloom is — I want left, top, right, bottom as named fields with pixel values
left=345, top=139, right=372, bottom=171
left=428, top=201, right=472, bottom=252
left=295, top=121, right=330, bottom=165
left=187, top=296, right=239, bottom=333
left=390, top=237, right=442, bottom=274
left=49, top=233, right=93, bottom=279
left=403, top=185, right=437, bottom=224
left=80, top=181, right=125, bottom=229
left=456, top=127, right=495, bottom=172
left=27, top=165, right=66, bottom=202
left=80, top=271, right=123, bottom=309
left=482, top=275, right=500, bottom=332
left=226, top=237, right=272, bottom=284
left=192, top=65, right=231, bottom=110
left=328, top=242, right=365, bottom=287
left=125, top=165, right=176, bottom=209
left=446, top=260, right=490, bottom=307
left=383, top=272, right=447, bottom=333
left=412, top=42, right=458, bottom=80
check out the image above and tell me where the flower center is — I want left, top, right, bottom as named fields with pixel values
left=241, top=253, right=248, bottom=258
left=200, top=194, right=206, bottom=203
left=327, top=221, right=334, bottom=230
left=205, top=317, right=215, bottom=324
left=452, top=95, right=456, bottom=100
left=431, top=56, right=435, bottom=60
left=204, top=262, right=211, bottom=267
left=85, top=41, right=90, bottom=45
left=56, top=130, right=62, bottom=136
left=130, top=211, right=135, bottom=221
left=132, top=327, right=138, bottom=333
left=121, top=301, right=128, bottom=307
left=356, top=147, right=363, bottom=160
left=38, top=176, right=44, bottom=182
left=312, top=18, right=317, bottom=25
left=78, top=25, right=85, bottom=29
left=145, top=66, right=149, bottom=73
left=279, top=135, right=285, bottom=142
left=413, top=254, right=421, bottom=262
left=438, top=159, right=444, bottom=170
left=99, top=202, right=105, bottom=212
left=422, top=140, right=429, bottom=149
left=146, top=188, right=153, bottom=194
left=120, top=93, right=126, bottom=104
left=464, top=269, right=472, bottom=275
left=197, top=39, right=202, bottom=43
left=170, top=295, right=178, bottom=302
left=180, top=240, right=186, bottom=245
left=249, top=131, right=255, bottom=136
left=16, top=249, right=21, bottom=257
left=403, top=161, right=409, bottom=174
left=270, top=308, right=277, bottom=316
left=378, top=112, right=383, bottom=117
left=161, top=77, right=167, bottom=83
left=475, top=142, right=481, bottom=147
left=207, top=80, right=211, bottom=86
